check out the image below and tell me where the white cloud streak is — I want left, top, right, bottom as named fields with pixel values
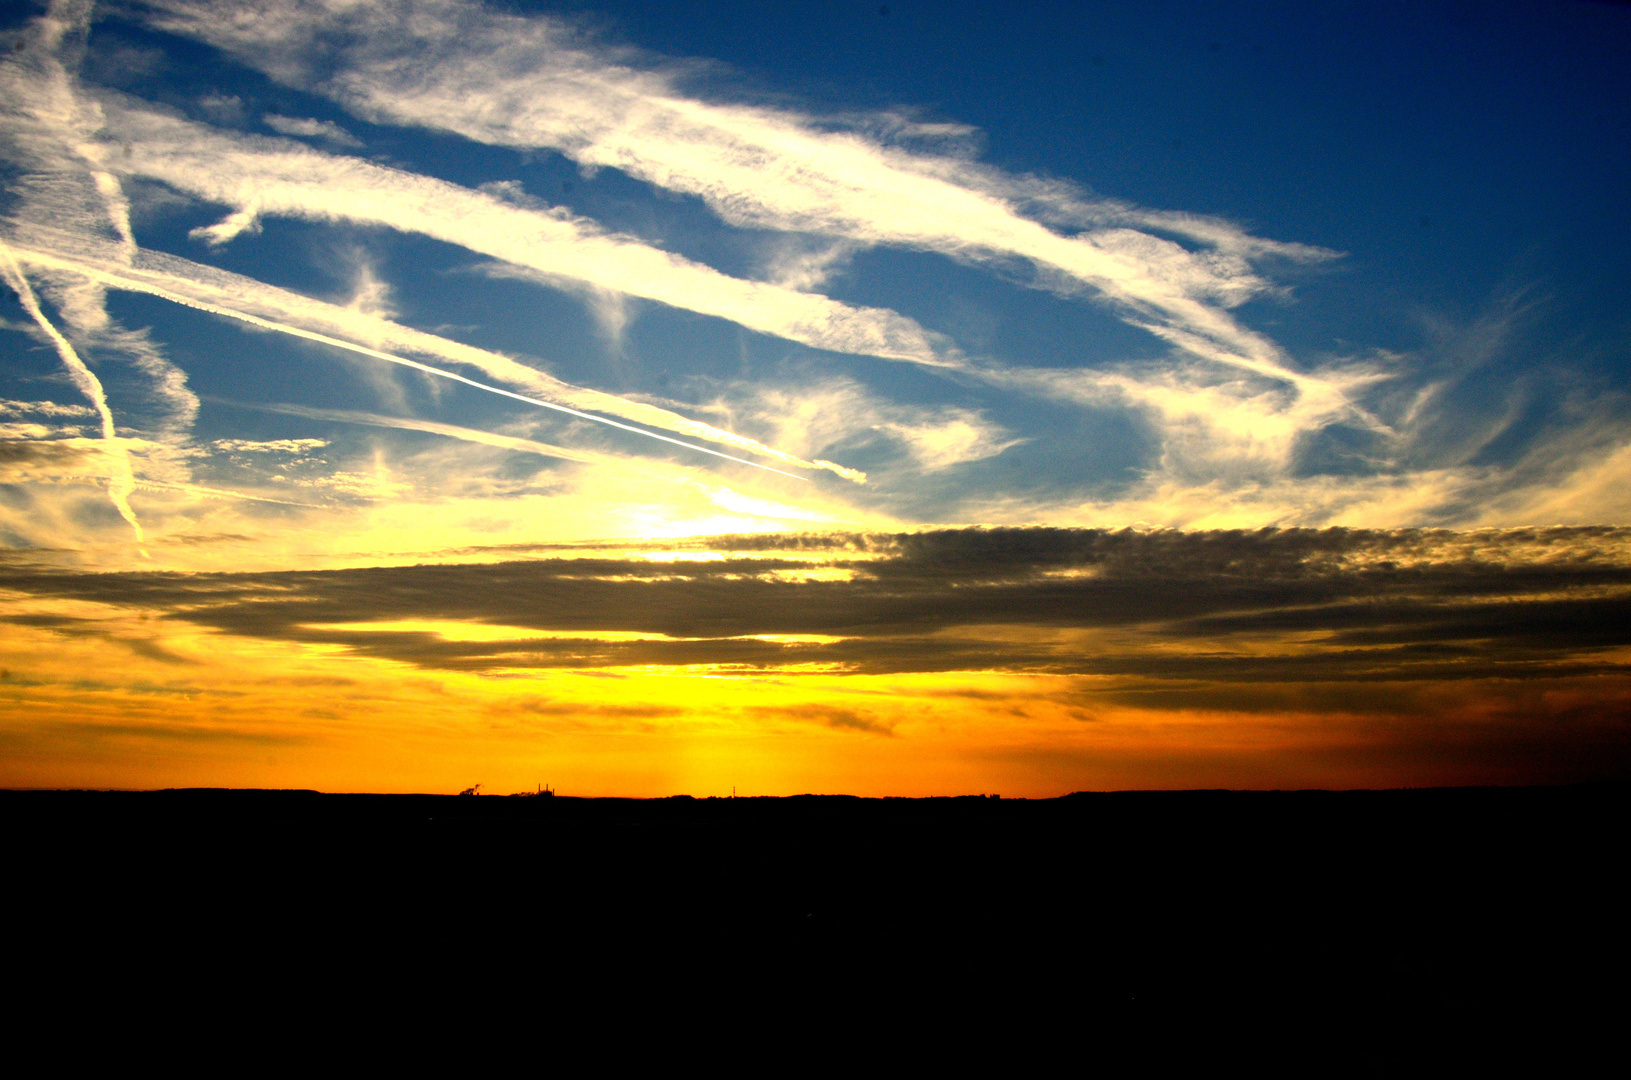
left=234, top=400, right=617, bottom=468
left=2, top=222, right=860, bottom=476
left=126, top=0, right=1400, bottom=503
left=262, top=113, right=362, bottom=147
left=0, top=240, right=143, bottom=544
left=225, top=401, right=848, bottom=529
left=210, top=437, right=328, bottom=453
left=996, top=360, right=1387, bottom=483
left=0, top=397, right=95, bottom=418
left=1, top=1, right=199, bottom=441
left=1, top=230, right=835, bottom=481
left=137, top=0, right=1342, bottom=392
left=8, top=0, right=1617, bottom=540
left=86, top=94, right=950, bottom=369
left=704, top=377, right=1023, bottom=477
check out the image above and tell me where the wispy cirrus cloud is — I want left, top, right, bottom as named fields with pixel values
left=261, top=112, right=361, bottom=147
left=87, top=93, right=952, bottom=369
left=700, top=377, right=1024, bottom=478
left=0, top=0, right=198, bottom=461
left=4, top=0, right=1627, bottom=563
left=234, top=399, right=631, bottom=470
left=129, top=0, right=1444, bottom=518
left=137, top=0, right=1341, bottom=390
left=0, top=240, right=144, bottom=546
left=3, top=225, right=865, bottom=480
left=0, top=397, right=94, bottom=419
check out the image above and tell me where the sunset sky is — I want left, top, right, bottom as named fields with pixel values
left=3, top=0, right=1630, bottom=794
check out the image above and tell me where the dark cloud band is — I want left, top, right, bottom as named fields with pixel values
left=5, top=528, right=1631, bottom=687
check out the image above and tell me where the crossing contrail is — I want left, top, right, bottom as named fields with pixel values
left=0, top=239, right=146, bottom=548
left=220, top=398, right=616, bottom=467
left=5, top=242, right=814, bottom=481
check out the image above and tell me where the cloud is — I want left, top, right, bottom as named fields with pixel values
left=123, top=0, right=1441, bottom=517
left=699, top=484, right=832, bottom=522
left=138, top=0, right=1342, bottom=390
left=746, top=703, right=895, bottom=735
left=29, top=272, right=201, bottom=437
left=262, top=112, right=362, bottom=147
left=2, top=227, right=858, bottom=480
left=877, top=410, right=1025, bottom=472
left=86, top=92, right=951, bottom=368
left=0, top=241, right=144, bottom=545
left=704, top=377, right=1021, bottom=478
left=756, top=236, right=862, bottom=293
left=196, top=93, right=245, bottom=125
left=1485, top=439, right=1631, bottom=527
left=6, top=0, right=1628, bottom=556
left=209, top=437, right=328, bottom=454
left=221, top=402, right=858, bottom=530
left=999, top=361, right=1383, bottom=482
left=0, top=436, right=99, bottom=478
left=0, top=2, right=198, bottom=445
left=0, top=398, right=95, bottom=418
left=4, top=527, right=1628, bottom=684
left=187, top=198, right=259, bottom=245
left=234, top=400, right=621, bottom=469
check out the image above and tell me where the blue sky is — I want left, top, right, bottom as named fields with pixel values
left=571, top=0, right=1631, bottom=357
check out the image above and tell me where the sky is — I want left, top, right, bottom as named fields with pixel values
left=2, top=0, right=1630, bottom=794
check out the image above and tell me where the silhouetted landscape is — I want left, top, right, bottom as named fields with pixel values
left=9, top=784, right=1624, bottom=1032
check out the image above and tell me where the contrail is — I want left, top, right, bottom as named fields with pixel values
left=220, top=398, right=616, bottom=467
left=214, top=400, right=833, bottom=521
left=130, top=475, right=321, bottom=508
left=7, top=243, right=814, bottom=481
left=5, top=226, right=865, bottom=479
left=0, top=239, right=146, bottom=548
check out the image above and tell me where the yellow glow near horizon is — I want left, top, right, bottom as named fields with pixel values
left=4, top=599, right=1624, bottom=796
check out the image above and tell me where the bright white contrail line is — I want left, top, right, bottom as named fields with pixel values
left=6, top=243, right=811, bottom=481
left=216, top=397, right=616, bottom=467
left=132, top=476, right=322, bottom=508
left=0, top=238, right=147, bottom=546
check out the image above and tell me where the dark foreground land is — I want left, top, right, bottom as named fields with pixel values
left=7, top=785, right=1626, bottom=1036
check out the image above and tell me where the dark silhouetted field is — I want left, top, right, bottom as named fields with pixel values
left=7, top=785, right=1623, bottom=1047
